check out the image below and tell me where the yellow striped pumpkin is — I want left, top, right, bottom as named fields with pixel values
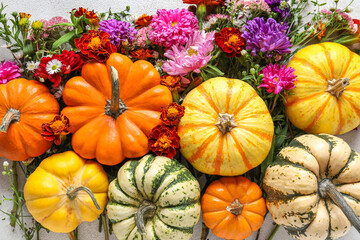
left=286, top=42, right=360, bottom=135
left=178, top=77, right=274, bottom=176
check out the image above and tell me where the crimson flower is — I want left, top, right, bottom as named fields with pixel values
left=215, top=27, right=246, bottom=57
left=160, top=103, right=185, bottom=126
left=41, top=115, right=70, bottom=145
left=148, top=125, right=180, bottom=158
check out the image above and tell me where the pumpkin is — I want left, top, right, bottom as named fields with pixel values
left=286, top=42, right=360, bottom=135
left=263, top=134, right=360, bottom=240
left=24, top=151, right=109, bottom=233
left=0, top=78, right=59, bottom=161
left=202, top=176, right=266, bottom=240
left=178, top=77, right=274, bottom=176
left=61, top=53, right=172, bottom=165
left=107, top=154, right=201, bottom=240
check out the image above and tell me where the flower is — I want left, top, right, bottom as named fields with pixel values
left=321, top=9, right=356, bottom=33
left=316, top=21, right=326, bottom=40
left=99, top=19, right=137, bottom=48
left=41, top=115, right=70, bottom=145
left=243, top=17, right=291, bottom=57
left=19, top=18, right=30, bottom=26
left=162, top=30, right=215, bottom=76
left=31, top=20, right=43, bottom=30
left=183, top=0, right=224, bottom=5
left=130, top=48, right=154, bottom=60
left=134, top=27, right=150, bottom=48
left=73, top=7, right=87, bottom=17
left=19, top=12, right=31, bottom=19
left=160, top=75, right=182, bottom=91
left=264, top=0, right=290, bottom=19
left=236, top=0, right=271, bottom=13
left=26, top=61, right=39, bottom=72
left=160, top=103, right=185, bottom=126
left=215, top=27, right=246, bottom=57
left=135, top=14, right=153, bottom=29
left=0, top=61, right=21, bottom=84
left=203, top=14, right=230, bottom=30
left=57, top=50, right=84, bottom=74
left=259, top=63, right=296, bottom=94
left=46, top=59, right=62, bottom=75
left=75, top=30, right=117, bottom=62
left=148, top=9, right=199, bottom=48
left=148, top=125, right=180, bottom=158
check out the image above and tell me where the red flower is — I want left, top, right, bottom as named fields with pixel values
left=215, top=27, right=246, bottom=57
left=34, top=50, right=83, bottom=87
left=73, top=7, right=87, bottom=17
left=160, top=103, right=185, bottom=126
left=75, top=30, right=117, bottom=62
left=183, top=0, right=224, bottom=6
left=135, top=14, right=153, bottom=29
left=41, top=115, right=70, bottom=145
left=160, top=75, right=182, bottom=91
left=130, top=48, right=154, bottom=60
left=148, top=125, right=180, bottom=158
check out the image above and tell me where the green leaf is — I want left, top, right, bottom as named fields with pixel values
left=22, top=39, right=34, bottom=56
left=52, top=31, right=75, bottom=50
left=205, top=64, right=224, bottom=76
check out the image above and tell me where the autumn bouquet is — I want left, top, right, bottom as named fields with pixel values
left=0, top=0, right=360, bottom=240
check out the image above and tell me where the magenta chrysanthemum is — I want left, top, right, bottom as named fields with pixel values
left=259, top=63, right=296, bottom=94
left=148, top=8, right=199, bottom=48
left=0, top=61, right=21, bottom=84
left=162, top=30, right=215, bottom=76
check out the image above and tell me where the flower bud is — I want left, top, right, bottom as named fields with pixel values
left=250, top=68, right=256, bottom=75
left=241, top=49, right=247, bottom=56
left=3, top=161, right=9, bottom=168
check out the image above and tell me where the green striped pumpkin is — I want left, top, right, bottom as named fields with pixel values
left=107, top=155, right=201, bottom=240
left=263, top=134, right=360, bottom=240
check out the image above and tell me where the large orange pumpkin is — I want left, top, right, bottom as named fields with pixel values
left=0, top=79, right=59, bottom=161
left=202, top=176, right=266, bottom=240
left=62, top=53, right=172, bottom=165
left=178, top=77, right=274, bottom=176
left=286, top=42, right=360, bottom=135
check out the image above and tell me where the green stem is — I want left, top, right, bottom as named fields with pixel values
left=134, top=200, right=157, bottom=235
left=67, top=230, right=77, bottom=240
left=67, top=186, right=101, bottom=211
left=268, top=224, right=280, bottom=240
left=270, top=95, right=279, bottom=114
left=101, top=213, right=109, bottom=240
left=10, top=162, right=18, bottom=228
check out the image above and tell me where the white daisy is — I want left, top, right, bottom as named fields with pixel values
left=26, top=61, right=40, bottom=72
left=46, top=59, right=62, bottom=75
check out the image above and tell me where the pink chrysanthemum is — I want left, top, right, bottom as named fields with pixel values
left=259, top=64, right=296, bottom=94
left=0, top=61, right=21, bottom=84
left=162, top=30, right=215, bottom=76
left=148, top=9, right=199, bottom=48
left=134, top=27, right=150, bottom=48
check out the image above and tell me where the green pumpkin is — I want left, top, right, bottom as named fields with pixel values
left=107, top=155, right=201, bottom=240
left=263, top=134, right=360, bottom=240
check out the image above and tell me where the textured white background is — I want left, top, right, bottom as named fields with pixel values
left=0, top=0, right=360, bottom=239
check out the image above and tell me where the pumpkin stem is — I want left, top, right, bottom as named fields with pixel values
left=326, top=78, right=350, bottom=98
left=105, top=66, right=127, bottom=118
left=134, top=200, right=157, bottom=235
left=0, top=108, right=20, bottom=133
left=226, top=199, right=243, bottom=215
left=67, top=186, right=102, bottom=211
left=215, top=113, right=237, bottom=135
left=319, top=178, right=360, bottom=233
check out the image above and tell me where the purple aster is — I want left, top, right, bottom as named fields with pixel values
left=99, top=19, right=137, bottom=47
left=259, top=63, right=296, bottom=94
left=148, top=9, right=199, bottom=48
left=0, top=61, right=21, bottom=84
left=243, top=17, right=292, bottom=57
left=265, top=0, right=290, bottom=19
left=162, top=30, right=215, bottom=76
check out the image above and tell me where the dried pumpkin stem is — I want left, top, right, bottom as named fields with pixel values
left=326, top=78, right=350, bottom=98
left=67, top=186, right=102, bottom=211
left=215, top=113, right=237, bottom=135
left=226, top=199, right=244, bottom=215
left=135, top=200, right=157, bottom=235
left=106, top=66, right=127, bottom=118
left=319, top=178, right=360, bottom=233
left=0, top=108, right=20, bottom=133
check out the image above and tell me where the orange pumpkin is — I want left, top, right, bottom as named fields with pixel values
left=62, top=53, right=172, bottom=165
left=0, top=79, right=59, bottom=161
left=202, top=176, right=266, bottom=240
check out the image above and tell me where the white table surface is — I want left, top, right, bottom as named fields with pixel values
left=0, top=0, right=359, bottom=239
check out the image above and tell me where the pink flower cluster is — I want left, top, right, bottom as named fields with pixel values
left=148, top=8, right=199, bottom=48
left=134, top=27, right=150, bottom=48
left=320, top=9, right=356, bottom=33
left=0, top=61, right=21, bottom=84
left=259, top=63, right=296, bottom=94
left=236, top=0, right=271, bottom=13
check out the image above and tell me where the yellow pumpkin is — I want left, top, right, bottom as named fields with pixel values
left=24, top=151, right=109, bottom=233
left=178, top=77, right=274, bottom=176
left=286, top=42, right=360, bottom=135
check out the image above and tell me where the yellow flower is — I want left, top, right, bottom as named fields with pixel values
left=19, top=18, right=30, bottom=26
left=19, top=12, right=31, bottom=19
left=31, top=20, right=43, bottom=30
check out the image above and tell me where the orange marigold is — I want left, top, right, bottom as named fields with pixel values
left=130, top=48, right=154, bottom=60
left=160, top=75, right=182, bottom=91
left=148, top=125, right=180, bottom=158
left=41, top=115, right=70, bottom=145
left=317, top=21, right=326, bottom=40
left=135, top=14, right=153, bottom=29
left=160, top=103, right=185, bottom=126
left=19, top=12, right=31, bottom=19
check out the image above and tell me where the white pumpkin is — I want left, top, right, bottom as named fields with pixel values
left=107, top=155, right=201, bottom=240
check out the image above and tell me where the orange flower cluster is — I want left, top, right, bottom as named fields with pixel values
left=135, top=14, right=153, bottom=29
left=130, top=48, right=154, bottom=60
left=160, top=75, right=182, bottom=91
left=41, top=115, right=70, bottom=145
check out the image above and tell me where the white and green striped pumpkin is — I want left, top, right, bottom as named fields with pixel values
left=107, top=155, right=201, bottom=240
left=263, top=134, right=360, bottom=240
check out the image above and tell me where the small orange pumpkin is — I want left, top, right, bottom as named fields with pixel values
left=202, top=176, right=266, bottom=240
left=62, top=53, right=172, bottom=165
left=0, top=79, right=59, bottom=161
